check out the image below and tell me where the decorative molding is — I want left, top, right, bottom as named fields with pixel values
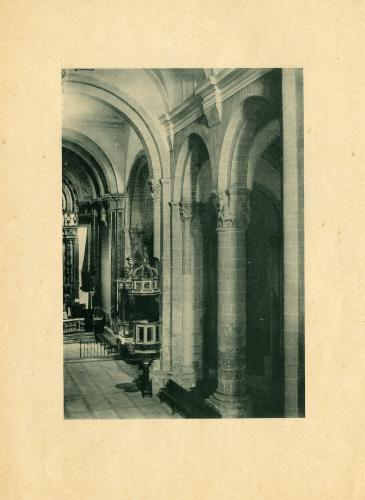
left=103, top=193, right=125, bottom=211
left=161, top=94, right=203, bottom=136
left=216, top=68, right=272, bottom=102
left=78, top=193, right=126, bottom=215
left=63, top=211, right=78, bottom=227
left=77, top=201, right=95, bottom=216
left=63, top=226, right=78, bottom=237
left=159, top=69, right=273, bottom=139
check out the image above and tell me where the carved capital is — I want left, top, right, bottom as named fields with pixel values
left=178, top=202, right=194, bottom=223
left=213, top=189, right=251, bottom=230
left=104, top=193, right=125, bottom=211
left=148, top=180, right=161, bottom=202
left=63, top=211, right=78, bottom=227
left=63, top=226, right=78, bottom=238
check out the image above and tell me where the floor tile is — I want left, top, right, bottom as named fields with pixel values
left=93, top=410, right=118, bottom=419
left=64, top=346, right=179, bottom=419
left=65, top=398, right=89, bottom=413
left=66, top=411, right=95, bottom=419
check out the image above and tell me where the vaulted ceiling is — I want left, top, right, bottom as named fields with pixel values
left=62, top=68, right=220, bottom=200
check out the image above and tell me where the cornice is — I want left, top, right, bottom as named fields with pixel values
left=216, top=68, right=272, bottom=102
left=103, top=192, right=125, bottom=210
left=160, top=68, right=273, bottom=138
left=162, top=94, right=204, bottom=136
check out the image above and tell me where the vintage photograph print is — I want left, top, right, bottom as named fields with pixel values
left=62, top=68, right=304, bottom=419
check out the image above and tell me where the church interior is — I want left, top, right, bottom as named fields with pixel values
left=62, top=68, right=304, bottom=419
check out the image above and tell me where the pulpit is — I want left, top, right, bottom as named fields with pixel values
left=116, top=248, right=161, bottom=396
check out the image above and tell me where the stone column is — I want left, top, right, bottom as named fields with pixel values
left=179, top=201, right=196, bottom=387
left=92, top=206, right=101, bottom=306
left=208, top=189, right=252, bottom=417
left=166, top=201, right=184, bottom=381
left=148, top=179, right=161, bottom=259
left=282, top=68, right=305, bottom=417
left=159, top=178, right=172, bottom=374
left=63, top=212, right=79, bottom=303
left=104, top=193, right=125, bottom=310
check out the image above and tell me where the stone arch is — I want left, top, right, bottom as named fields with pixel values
left=144, top=69, right=171, bottom=111
left=62, top=175, right=78, bottom=212
left=125, top=152, right=150, bottom=228
left=173, top=127, right=214, bottom=202
left=247, top=119, right=281, bottom=190
left=181, top=134, right=212, bottom=202
left=128, top=149, right=154, bottom=183
left=62, top=128, right=118, bottom=195
left=218, top=96, right=277, bottom=194
left=217, top=108, right=244, bottom=193
left=63, top=75, right=170, bottom=182
left=176, top=132, right=217, bottom=392
left=62, top=152, right=98, bottom=201
left=125, top=152, right=154, bottom=260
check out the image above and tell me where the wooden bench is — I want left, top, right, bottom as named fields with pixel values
left=159, top=379, right=221, bottom=419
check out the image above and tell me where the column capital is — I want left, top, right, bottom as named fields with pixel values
left=148, top=179, right=161, bottom=202
left=213, top=189, right=251, bottom=230
left=78, top=201, right=95, bottom=216
left=63, top=211, right=78, bottom=227
left=63, top=225, right=78, bottom=237
left=178, top=201, right=194, bottom=223
left=103, top=192, right=125, bottom=211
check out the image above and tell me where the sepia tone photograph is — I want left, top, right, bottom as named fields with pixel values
left=62, top=68, right=304, bottom=419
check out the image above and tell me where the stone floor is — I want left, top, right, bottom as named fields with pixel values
left=64, top=340, right=180, bottom=419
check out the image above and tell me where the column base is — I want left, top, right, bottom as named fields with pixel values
left=207, top=391, right=253, bottom=418
left=176, top=368, right=197, bottom=390
left=151, top=365, right=197, bottom=393
left=150, top=362, right=170, bottom=393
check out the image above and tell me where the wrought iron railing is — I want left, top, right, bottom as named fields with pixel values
left=63, top=318, right=85, bottom=334
left=79, top=339, right=118, bottom=359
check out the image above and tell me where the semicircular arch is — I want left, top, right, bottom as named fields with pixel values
left=218, top=96, right=279, bottom=194
left=63, top=75, right=170, bottom=182
left=173, top=128, right=214, bottom=202
left=62, top=161, right=97, bottom=201
left=247, top=119, right=281, bottom=190
left=62, top=128, right=118, bottom=194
